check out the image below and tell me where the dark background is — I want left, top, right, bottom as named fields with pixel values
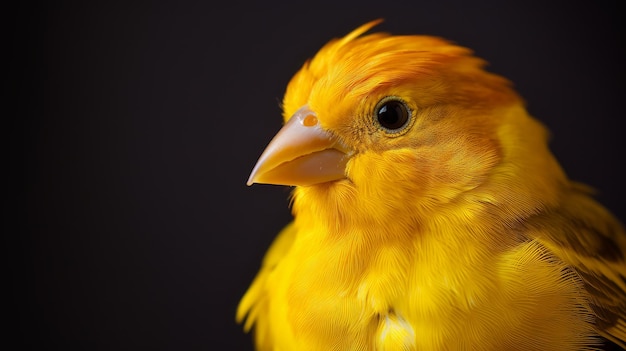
left=15, top=1, right=624, bottom=350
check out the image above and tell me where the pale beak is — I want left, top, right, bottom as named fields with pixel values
left=247, top=106, right=349, bottom=186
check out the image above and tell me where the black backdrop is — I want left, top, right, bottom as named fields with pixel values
left=16, top=1, right=625, bottom=350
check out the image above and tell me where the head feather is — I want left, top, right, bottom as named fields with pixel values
left=282, top=19, right=514, bottom=123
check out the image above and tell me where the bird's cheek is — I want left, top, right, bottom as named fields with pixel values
left=348, top=151, right=429, bottom=198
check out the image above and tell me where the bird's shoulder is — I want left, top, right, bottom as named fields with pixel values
left=523, top=182, right=626, bottom=347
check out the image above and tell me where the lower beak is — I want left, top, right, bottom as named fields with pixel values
left=247, top=106, right=349, bottom=186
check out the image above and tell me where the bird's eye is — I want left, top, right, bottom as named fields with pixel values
left=375, top=97, right=411, bottom=133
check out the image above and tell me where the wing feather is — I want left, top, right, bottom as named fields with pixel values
left=236, top=222, right=297, bottom=351
left=524, top=183, right=626, bottom=347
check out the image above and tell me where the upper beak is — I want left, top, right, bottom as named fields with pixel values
left=247, top=106, right=350, bottom=186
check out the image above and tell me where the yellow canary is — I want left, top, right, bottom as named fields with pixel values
left=237, top=20, right=626, bottom=350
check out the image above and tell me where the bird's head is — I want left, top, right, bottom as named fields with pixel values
left=248, top=20, right=566, bottom=229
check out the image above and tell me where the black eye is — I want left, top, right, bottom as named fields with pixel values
left=375, top=98, right=411, bottom=132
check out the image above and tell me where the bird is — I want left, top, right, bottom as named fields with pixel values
left=236, top=19, right=626, bottom=350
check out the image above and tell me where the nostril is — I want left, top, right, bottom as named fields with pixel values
left=302, top=114, right=318, bottom=127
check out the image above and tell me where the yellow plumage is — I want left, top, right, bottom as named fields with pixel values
left=237, top=20, right=626, bottom=350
